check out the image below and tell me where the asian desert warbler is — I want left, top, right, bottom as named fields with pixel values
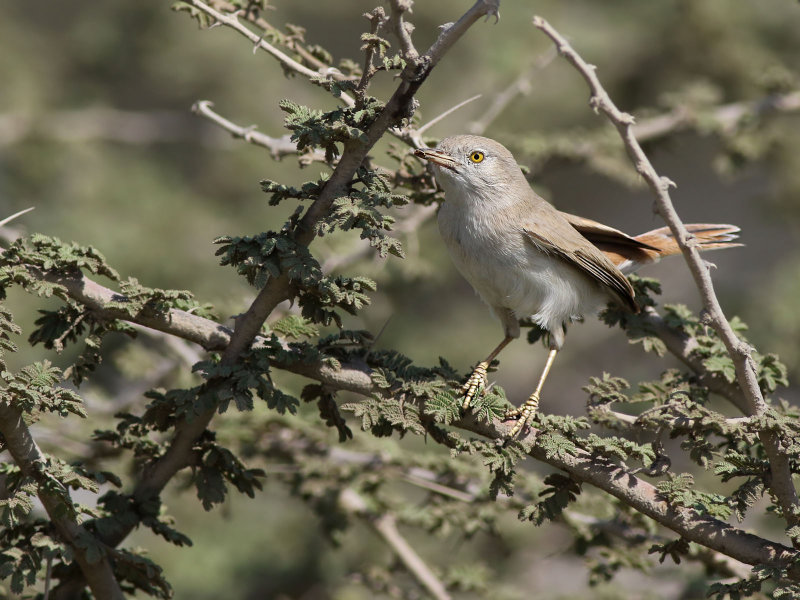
left=415, top=135, right=740, bottom=436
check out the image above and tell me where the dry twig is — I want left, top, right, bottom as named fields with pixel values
left=339, top=488, right=452, bottom=600
left=532, top=15, right=800, bottom=533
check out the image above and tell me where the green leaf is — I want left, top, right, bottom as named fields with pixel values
left=425, top=390, right=461, bottom=425
left=703, top=355, right=737, bottom=383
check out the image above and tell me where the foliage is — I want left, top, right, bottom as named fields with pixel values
left=2, top=1, right=800, bottom=599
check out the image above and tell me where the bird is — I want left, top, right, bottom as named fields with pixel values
left=414, top=134, right=740, bottom=436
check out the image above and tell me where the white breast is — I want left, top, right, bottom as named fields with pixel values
left=437, top=199, right=609, bottom=337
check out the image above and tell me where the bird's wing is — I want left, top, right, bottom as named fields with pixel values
left=560, top=212, right=659, bottom=251
left=563, top=213, right=742, bottom=271
left=521, top=208, right=638, bottom=312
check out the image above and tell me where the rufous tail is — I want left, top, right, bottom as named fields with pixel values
left=605, top=224, right=742, bottom=272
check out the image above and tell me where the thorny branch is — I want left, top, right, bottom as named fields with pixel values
left=46, top=1, right=502, bottom=594
left=0, top=402, right=124, bottom=600
left=206, top=0, right=349, bottom=77
left=192, top=100, right=326, bottom=162
left=11, top=3, right=800, bottom=596
left=186, top=0, right=356, bottom=105
left=532, top=15, right=800, bottom=533
left=16, top=263, right=800, bottom=578
left=356, top=7, right=389, bottom=97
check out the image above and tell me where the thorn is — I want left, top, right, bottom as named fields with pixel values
left=438, top=22, right=454, bottom=37
left=253, top=32, right=266, bottom=54
left=0, top=207, right=35, bottom=228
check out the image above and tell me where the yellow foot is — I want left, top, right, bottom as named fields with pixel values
left=505, top=394, right=539, bottom=438
left=461, top=361, right=489, bottom=410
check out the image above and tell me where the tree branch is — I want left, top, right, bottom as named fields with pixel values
left=356, top=7, right=389, bottom=97
left=468, top=47, right=557, bottom=135
left=0, top=108, right=205, bottom=147
left=187, top=0, right=356, bottom=106
left=22, top=262, right=799, bottom=577
left=418, top=94, right=483, bottom=136
left=191, top=100, right=326, bottom=162
left=532, top=15, right=800, bottom=533
left=388, top=0, right=420, bottom=61
left=0, top=402, right=124, bottom=600
left=204, top=0, right=349, bottom=78
left=47, top=3, right=502, bottom=594
left=632, top=90, right=800, bottom=142
left=339, top=488, right=452, bottom=600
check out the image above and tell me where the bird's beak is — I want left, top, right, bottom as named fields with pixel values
left=414, top=148, right=459, bottom=172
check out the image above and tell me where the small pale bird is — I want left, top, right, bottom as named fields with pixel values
left=415, top=135, right=740, bottom=436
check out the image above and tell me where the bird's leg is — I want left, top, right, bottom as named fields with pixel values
left=461, top=335, right=514, bottom=410
left=506, top=347, right=558, bottom=437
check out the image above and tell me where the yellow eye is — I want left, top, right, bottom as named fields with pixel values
left=469, top=151, right=484, bottom=163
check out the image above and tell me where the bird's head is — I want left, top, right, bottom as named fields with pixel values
left=414, top=135, right=523, bottom=199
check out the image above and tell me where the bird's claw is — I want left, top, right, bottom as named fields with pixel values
left=504, top=394, right=539, bottom=438
left=461, top=362, right=489, bottom=410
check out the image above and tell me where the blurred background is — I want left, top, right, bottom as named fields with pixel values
left=2, top=1, right=800, bottom=598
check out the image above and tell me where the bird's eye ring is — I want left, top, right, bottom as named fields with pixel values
left=469, top=151, right=484, bottom=163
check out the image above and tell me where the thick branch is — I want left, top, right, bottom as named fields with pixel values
left=532, top=15, right=800, bottom=532
left=42, top=268, right=232, bottom=351
left=295, top=361, right=800, bottom=575
left=0, top=402, right=124, bottom=600
left=15, top=262, right=800, bottom=578
left=49, top=4, right=501, bottom=594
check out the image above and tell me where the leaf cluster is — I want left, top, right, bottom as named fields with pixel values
left=279, top=95, right=385, bottom=162
left=316, top=167, right=408, bottom=259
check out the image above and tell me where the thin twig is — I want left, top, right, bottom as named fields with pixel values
left=43, top=555, right=53, bottom=600
left=469, top=47, right=557, bottom=135
left=401, top=472, right=475, bottom=503
left=187, top=0, right=356, bottom=107
left=192, top=100, right=326, bottom=163
left=632, top=90, right=800, bottom=141
left=606, top=407, right=749, bottom=428
left=389, top=0, right=420, bottom=61
left=418, top=94, right=482, bottom=135
left=0, top=207, right=35, bottom=228
left=0, top=109, right=202, bottom=147
left=206, top=0, right=343, bottom=77
left=532, top=15, right=800, bottom=533
left=340, top=488, right=452, bottom=600
left=356, top=7, right=389, bottom=97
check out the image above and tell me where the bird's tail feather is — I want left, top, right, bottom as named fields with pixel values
left=607, top=223, right=742, bottom=272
